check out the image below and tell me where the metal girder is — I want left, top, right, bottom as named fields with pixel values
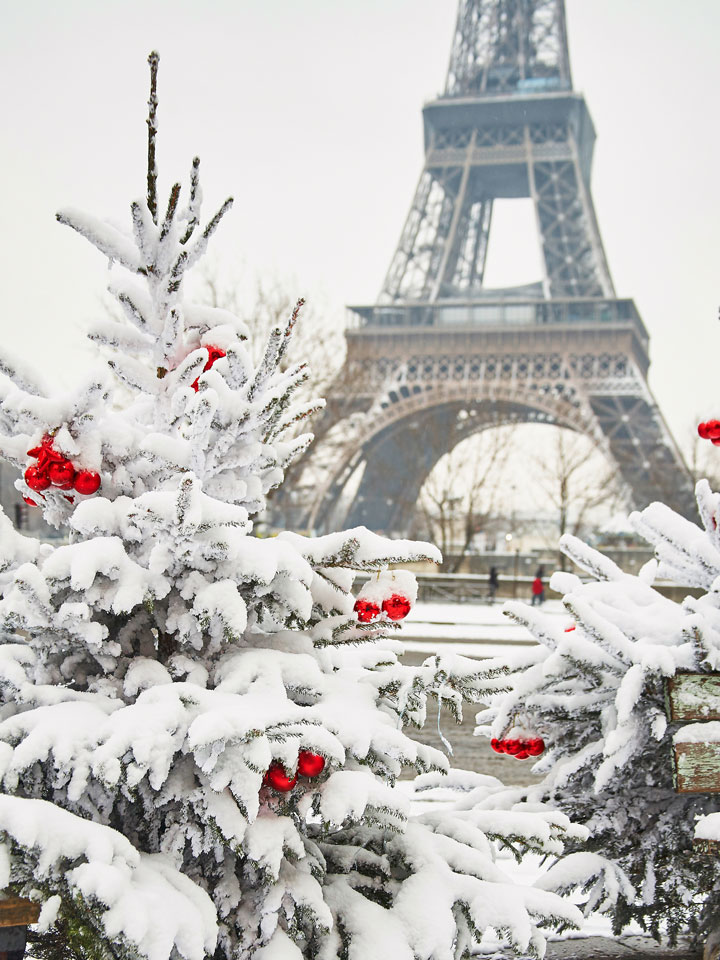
left=269, top=0, right=694, bottom=537
left=445, top=0, right=571, bottom=97
left=531, top=159, right=615, bottom=298
left=286, top=329, right=695, bottom=533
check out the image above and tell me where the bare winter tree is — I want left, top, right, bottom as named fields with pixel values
left=530, top=427, right=625, bottom=570
left=415, top=421, right=516, bottom=571
left=198, top=264, right=346, bottom=399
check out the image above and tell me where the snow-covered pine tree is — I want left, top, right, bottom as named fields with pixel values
left=0, top=53, right=583, bottom=960
left=474, top=479, right=720, bottom=945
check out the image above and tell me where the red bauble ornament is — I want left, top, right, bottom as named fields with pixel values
left=527, top=738, right=545, bottom=756
left=25, top=465, right=51, bottom=492
left=504, top=739, right=521, bottom=756
left=190, top=345, right=227, bottom=392
left=699, top=422, right=711, bottom=439
left=297, top=750, right=325, bottom=778
left=205, top=345, right=226, bottom=368
left=354, top=599, right=380, bottom=623
left=710, top=421, right=720, bottom=439
left=382, top=594, right=412, bottom=621
left=22, top=496, right=38, bottom=507
left=265, top=763, right=297, bottom=793
left=73, top=470, right=102, bottom=495
left=515, top=749, right=529, bottom=760
left=48, top=460, right=75, bottom=488
left=490, top=738, right=502, bottom=753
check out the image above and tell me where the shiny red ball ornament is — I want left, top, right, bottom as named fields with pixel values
left=297, top=751, right=325, bottom=778
left=354, top=599, right=380, bottom=623
left=699, top=422, right=711, bottom=439
left=515, top=749, right=529, bottom=760
left=382, top=594, right=412, bottom=621
left=504, top=739, right=521, bottom=756
left=190, top=345, right=227, bottom=392
left=73, top=470, right=102, bottom=495
left=527, top=738, right=545, bottom=756
left=490, top=738, right=502, bottom=752
left=265, top=763, right=297, bottom=793
left=22, top=496, right=38, bottom=507
left=205, top=345, right=226, bottom=367
left=48, top=460, right=75, bottom=488
left=25, top=465, right=51, bottom=492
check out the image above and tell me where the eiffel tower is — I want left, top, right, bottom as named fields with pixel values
left=286, top=0, right=694, bottom=534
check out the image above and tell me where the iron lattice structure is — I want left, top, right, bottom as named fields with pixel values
left=281, top=0, right=693, bottom=535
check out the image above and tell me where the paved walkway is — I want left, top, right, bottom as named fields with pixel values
left=544, top=934, right=700, bottom=958
left=484, top=935, right=700, bottom=958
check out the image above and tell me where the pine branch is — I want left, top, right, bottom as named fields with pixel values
left=129, top=200, right=155, bottom=268
left=277, top=298, right=305, bottom=363
left=0, top=352, right=47, bottom=397
left=180, top=157, right=201, bottom=245
left=146, top=50, right=160, bottom=225
left=114, top=290, right=149, bottom=331
left=169, top=196, right=234, bottom=290
left=159, top=182, right=181, bottom=244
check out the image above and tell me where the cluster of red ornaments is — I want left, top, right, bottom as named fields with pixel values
left=191, top=345, right=226, bottom=392
left=698, top=420, right=720, bottom=446
left=490, top=737, right=545, bottom=760
left=354, top=594, right=412, bottom=623
left=263, top=750, right=325, bottom=793
left=23, top=436, right=101, bottom=505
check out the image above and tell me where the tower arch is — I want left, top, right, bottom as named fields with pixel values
left=274, top=0, right=694, bottom=534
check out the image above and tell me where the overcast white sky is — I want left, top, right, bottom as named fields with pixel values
left=1, top=0, right=719, bottom=456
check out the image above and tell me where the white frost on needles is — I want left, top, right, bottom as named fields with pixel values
left=0, top=55, right=585, bottom=960
left=0, top=796, right=217, bottom=960
left=472, top=480, right=720, bottom=938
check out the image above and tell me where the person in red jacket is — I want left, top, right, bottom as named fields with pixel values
left=531, top=568, right=545, bottom=606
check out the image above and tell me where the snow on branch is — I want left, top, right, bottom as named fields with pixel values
left=0, top=795, right=217, bottom=960
left=0, top=348, right=50, bottom=398
left=279, top=527, right=442, bottom=569
left=56, top=208, right=145, bottom=274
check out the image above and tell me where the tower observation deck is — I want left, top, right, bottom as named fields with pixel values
left=283, top=0, right=694, bottom=534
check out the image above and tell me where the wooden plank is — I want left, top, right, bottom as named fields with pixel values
left=0, top=897, right=40, bottom=927
left=674, top=742, right=720, bottom=793
left=665, top=673, right=720, bottom=722
left=694, top=837, right=720, bottom=856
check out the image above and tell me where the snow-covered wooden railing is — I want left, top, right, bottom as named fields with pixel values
left=0, top=896, right=40, bottom=957
left=666, top=673, right=720, bottom=851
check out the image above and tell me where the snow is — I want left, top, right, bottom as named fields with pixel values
left=1, top=71, right=673, bottom=960
left=694, top=811, right=720, bottom=841
left=0, top=796, right=217, bottom=960
left=673, top=721, right=720, bottom=744
left=402, top=599, right=566, bottom=657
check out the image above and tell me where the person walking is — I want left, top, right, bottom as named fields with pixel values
left=488, top=566, right=499, bottom=601
left=531, top=568, right=545, bottom=606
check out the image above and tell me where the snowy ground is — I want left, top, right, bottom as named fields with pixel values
left=402, top=598, right=568, bottom=658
